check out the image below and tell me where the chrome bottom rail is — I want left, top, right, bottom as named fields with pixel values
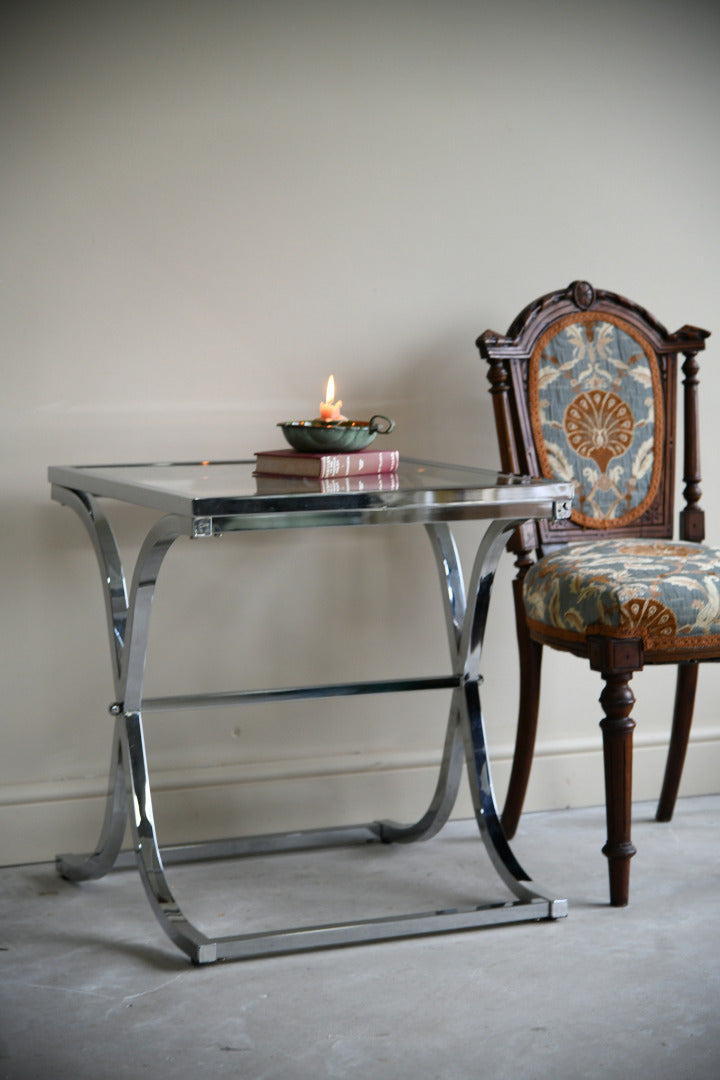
left=194, top=897, right=567, bottom=965
left=110, top=823, right=385, bottom=870
left=66, top=804, right=567, bottom=964
left=100, top=817, right=567, bottom=964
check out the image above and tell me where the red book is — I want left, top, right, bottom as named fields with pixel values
left=253, top=448, right=400, bottom=479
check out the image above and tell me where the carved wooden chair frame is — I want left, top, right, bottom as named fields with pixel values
left=478, top=280, right=713, bottom=905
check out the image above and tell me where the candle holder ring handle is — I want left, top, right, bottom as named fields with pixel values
left=369, top=415, right=395, bottom=435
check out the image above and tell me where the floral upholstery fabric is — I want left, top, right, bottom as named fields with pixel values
left=529, top=312, right=664, bottom=529
left=524, top=538, right=720, bottom=652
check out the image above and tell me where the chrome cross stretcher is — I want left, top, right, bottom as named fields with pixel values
left=48, top=459, right=572, bottom=963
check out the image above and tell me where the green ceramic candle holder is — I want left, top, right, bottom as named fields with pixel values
left=278, top=415, right=394, bottom=453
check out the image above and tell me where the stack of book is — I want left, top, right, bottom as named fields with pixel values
left=253, top=447, right=400, bottom=479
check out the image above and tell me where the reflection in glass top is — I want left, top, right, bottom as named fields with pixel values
left=135, top=460, right=500, bottom=489
left=51, top=458, right=526, bottom=497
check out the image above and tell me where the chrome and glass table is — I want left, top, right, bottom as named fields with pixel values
left=48, top=458, right=573, bottom=964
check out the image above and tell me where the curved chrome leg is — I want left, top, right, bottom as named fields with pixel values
left=52, top=488, right=130, bottom=880
left=54, top=505, right=213, bottom=959
left=376, top=524, right=468, bottom=842
left=459, top=518, right=564, bottom=908
left=456, top=516, right=511, bottom=680
left=123, top=710, right=214, bottom=962
left=460, top=677, right=542, bottom=903
left=118, top=515, right=215, bottom=961
left=56, top=717, right=128, bottom=881
left=377, top=704, right=465, bottom=843
left=50, top=485, right=128, bottom=694
left=424, top=522, right=467, bottom=655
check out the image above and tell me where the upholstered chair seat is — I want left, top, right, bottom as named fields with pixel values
left=524, top=538, right=720, bottom=659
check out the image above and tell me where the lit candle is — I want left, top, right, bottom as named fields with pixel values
left=318, top=375, right=347, bottom=422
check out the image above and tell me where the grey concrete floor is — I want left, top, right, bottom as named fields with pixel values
left=1, top=796, right=719, bottom=1080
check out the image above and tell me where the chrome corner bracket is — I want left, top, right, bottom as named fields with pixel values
left=192, top=516, right=215, bottom=538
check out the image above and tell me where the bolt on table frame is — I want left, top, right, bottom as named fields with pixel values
left=48, top=458, right=573, bottom=964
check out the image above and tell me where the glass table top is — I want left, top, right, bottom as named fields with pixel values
left=48, top=458, right=573, bottom=528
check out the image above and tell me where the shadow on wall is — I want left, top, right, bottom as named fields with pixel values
left=350, top=330, right=501, bottom=468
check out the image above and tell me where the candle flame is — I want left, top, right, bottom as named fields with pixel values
left=319, top=373, right=344, bottom=420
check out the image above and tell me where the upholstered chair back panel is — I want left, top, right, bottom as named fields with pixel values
left=529, top=312, right=663, bottom=530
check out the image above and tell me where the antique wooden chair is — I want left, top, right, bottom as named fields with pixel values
left=477, top=280, right=717, bottom=906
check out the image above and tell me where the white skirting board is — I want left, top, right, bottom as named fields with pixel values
left=2, top=733, right=720, bottom=867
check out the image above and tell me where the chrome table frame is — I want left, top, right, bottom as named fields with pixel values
left=48, top=458, right=573, bottom=964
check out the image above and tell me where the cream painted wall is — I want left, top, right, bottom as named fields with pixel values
left=2, top=0, right=720, bottom=865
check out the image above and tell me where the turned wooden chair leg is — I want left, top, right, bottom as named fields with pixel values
left=502, top=624, right=542, bottom=840
left=599, top=671, right=637, bottom=906
left=656, top=661, right=699, bottom=822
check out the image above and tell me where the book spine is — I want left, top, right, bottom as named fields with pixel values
left=319, top=450, right=399, bottom=478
